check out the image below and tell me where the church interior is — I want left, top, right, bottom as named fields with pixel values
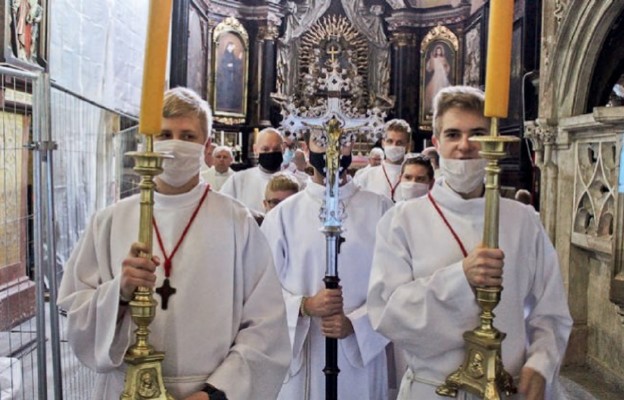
left=1, top=0, right=624, bottom=398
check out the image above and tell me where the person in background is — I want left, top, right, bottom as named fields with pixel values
left=398, top=154, right=435, bottom=201
left=263, top=173, right=300, bottom=214
left=200, top=145, right=235, bottom=191
left=514, top=188, right=532, bottom=205
left=221, top=127, right=289, bottom=213
left=422, top=146, right=441, bottom=179
left=354, top=147, right=385, bottom=179
left=354, top=119, right=412, bottom=202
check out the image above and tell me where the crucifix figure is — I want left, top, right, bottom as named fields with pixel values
left=155, top=278, right=177, bottom=310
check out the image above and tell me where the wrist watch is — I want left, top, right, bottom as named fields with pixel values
left=200, top=383, right=227, bottom=400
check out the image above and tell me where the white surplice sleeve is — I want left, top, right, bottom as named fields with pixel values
left=341, top=303, right=389, bottom=368
left=206, top=212, right=291, bottom=400
left=523, top=216, right=572, bottom=384
left=367, top=206, right=479, bottom=357
left=219, top=173, right=237, bottom=199
left=260, top=208, right=311, bottom=372
left=57, top=209, right=134, bottom=372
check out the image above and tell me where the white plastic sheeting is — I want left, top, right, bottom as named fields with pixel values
left=49, top=0, right=149, bottom=116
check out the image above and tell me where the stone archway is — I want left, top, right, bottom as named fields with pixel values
left=525, top=1, right=624, bottom=391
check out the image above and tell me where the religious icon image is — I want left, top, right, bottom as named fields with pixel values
left=419, top=25, right=458, bottom=128
left=10, top=0, right=44, bottom=64
left=423, top=42, right=454, bottom=114
left=212, top=22, right=249, bottom=119
left=463, top=23, right=481, bottom=88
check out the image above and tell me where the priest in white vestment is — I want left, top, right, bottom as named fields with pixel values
left=354, top=119, right=411, bottom=202
left=353, top=147, right=384, bottom=180
left=368, top=86, right=572, bottom=400
left=221, top=127, right=291, bottom=213
left=261, top=133, right=392, bottom=400
left=58, top=88, right=290, bottom=400
left=200, top=145, right=235, bottom=191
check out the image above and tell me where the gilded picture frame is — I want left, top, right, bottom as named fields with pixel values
left=212, top=17, right=249, bottom=121
left=419, top=25, right=459, bottom=129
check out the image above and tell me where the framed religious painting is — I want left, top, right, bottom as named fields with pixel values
left=2, top=0, right=48, bottom=70
left=419, top=24, right=459, bottom=128
left=211, top=17, right=249, bottom=123
left=463, top=13, right=484, bottom=88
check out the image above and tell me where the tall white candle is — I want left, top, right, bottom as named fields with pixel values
left=220, top=130, right=225, bottom=146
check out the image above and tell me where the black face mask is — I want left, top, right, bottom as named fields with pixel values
left=258, top=151, right=283, bottom=172
left=309, top=150, right=352, bottom=176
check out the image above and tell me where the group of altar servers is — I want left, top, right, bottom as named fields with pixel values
left=58, top=85, right=572, bottom=400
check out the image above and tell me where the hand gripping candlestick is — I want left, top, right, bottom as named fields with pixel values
left=121, top=1, right=174, bottom=399
left=436, top=1, right=518, bottom=399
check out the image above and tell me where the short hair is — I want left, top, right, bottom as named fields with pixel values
left=422, top=147, right=439, bottom=163
left=432, top=86, right=487, bottom=137
left=514, top=189, right=532, bottom=205
left=265, top=173, right=300, bottom=197
left=401, top=154, right=434, bottom=181
left=212, top=145, right=233, bottom=158
left=163, top=87, right=212, bottom=141
left=369, top=147, right=385, bottom=159
left=383, top=119, right=412, bottom=140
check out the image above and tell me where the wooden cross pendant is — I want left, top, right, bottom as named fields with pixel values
left=155, top=278, right=177, bottom=310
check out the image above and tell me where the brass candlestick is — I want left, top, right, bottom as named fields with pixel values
left=121, top=135, right=174, bottom=400
left=436, top=118, right=519, bottom=399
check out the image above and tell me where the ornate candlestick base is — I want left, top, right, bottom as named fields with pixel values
left=120, top=141, right=173, bottom=400
left=436, top=119, right=519, bottom=399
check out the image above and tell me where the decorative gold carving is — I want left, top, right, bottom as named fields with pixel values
left=391, top=32, right=416, bottom=47
left=298, top=15, right=369, bottom=110
left=213, top=17, right=249, bottom=43
left=258, top=23, right=279, bottom=41
left=214, top=116, right=245, bottom=125
left=421, top=23, right=459, bottom=52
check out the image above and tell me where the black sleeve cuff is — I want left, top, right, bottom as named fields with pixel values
left=200, top=383, right=228, bottom=400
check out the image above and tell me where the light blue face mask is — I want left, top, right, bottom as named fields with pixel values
left=282, top=148, right=295, bottom=166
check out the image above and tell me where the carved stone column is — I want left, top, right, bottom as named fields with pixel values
left=390, top=31, right=417, bottom=121
left=526, top=119, right=558, bottom=240
left=257, top=23, right=279, bottom=127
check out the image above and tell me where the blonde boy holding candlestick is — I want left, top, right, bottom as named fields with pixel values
left=368, top=86, right=572, bottom=400
left=58, top=87, right=290, bottom=400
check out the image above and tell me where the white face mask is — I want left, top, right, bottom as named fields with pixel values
left=439, top=157, right=488, bottom=194
left=399, top=181, right=430, bottom=200
left=384, top=145, right=406, bottom=163
left=154, top=140, right=205, bottom=187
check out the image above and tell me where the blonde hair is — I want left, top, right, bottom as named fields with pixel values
left=384, top=119, right=412, bottom=140
left=432, top=86, right=487, bottom=137
left=162, top=87, right=212, bottom=141
left=265, top=173, right=300, bottom=197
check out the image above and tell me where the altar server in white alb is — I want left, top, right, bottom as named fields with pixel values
left=354, top=119, right=411, bottom=202
left=368, top=86, right=572, bottom=400
left=221, top=127, right=287, bottom=213
left=261, top=131, right=393, bottom=400
left=58, top=87, right=290, bottom=400
left=200, top=145, right=235, bottom=191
